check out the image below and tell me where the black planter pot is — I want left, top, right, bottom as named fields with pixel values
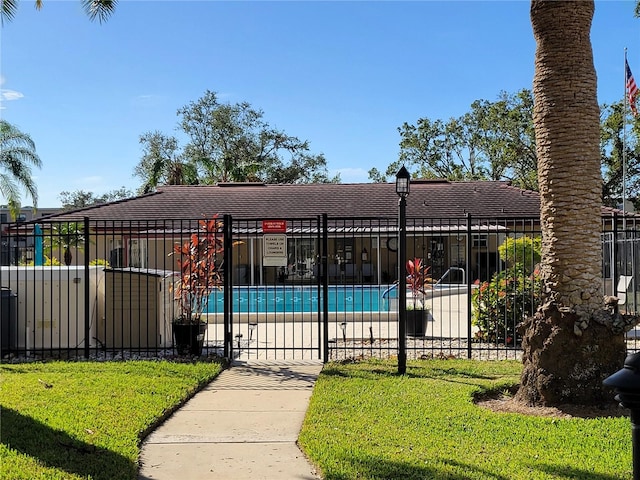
left=406, top=309, right=428, bottom=337
left=172, top=322, right=207, bottom=355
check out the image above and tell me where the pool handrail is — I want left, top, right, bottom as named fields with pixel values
left=381, top=281, right=399, bottom=300
left=434, top=266, right=466, bottom=287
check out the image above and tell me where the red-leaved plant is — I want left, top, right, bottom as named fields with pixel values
left=405, top=257, right=432, bottom=310
left=170, top=217, right=224, bottom=324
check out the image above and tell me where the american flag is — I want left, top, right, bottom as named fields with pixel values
left=626, top=59, right=638, bottom=116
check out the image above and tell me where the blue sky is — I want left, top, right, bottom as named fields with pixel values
left=1, top=1, right=638, bottom=208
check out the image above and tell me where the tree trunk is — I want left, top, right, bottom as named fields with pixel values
left=517, top=0, right=627, bottom=406
left=64, top=248, right=72, bottom=266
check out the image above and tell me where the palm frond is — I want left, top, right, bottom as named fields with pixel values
left=80, top=0, right=117, bottom=23
left=0, top=120, right=41, bottom=210
left=1, top=0, right=18, bottom=25
left=0, top=172, right=20, bottom=215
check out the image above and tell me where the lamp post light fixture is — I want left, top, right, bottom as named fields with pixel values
left=396, top=165, right=410, bottom=197
left=396, top=165, right=410, bottom=375
left=340, top=322, right=348, bottom=343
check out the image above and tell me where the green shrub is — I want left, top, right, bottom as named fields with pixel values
left=498, top=235, right=541, bottom=274
left=472, top=236, right=542, bottom=344
left=21, top=255, right=63, bottom=266
left=89, top=258, right=110, bottom=267
left=44, top=255, right=63, bottom=266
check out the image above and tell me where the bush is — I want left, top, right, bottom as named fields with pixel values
left=21, top=255, right=63, bottom=266
left=472, top=236, right=542, bottom=345
left=89, top=258, right=110, bottom=267
left=45, top=256, right=63, bottom=266
left=498, top=236, right=541, bottom=273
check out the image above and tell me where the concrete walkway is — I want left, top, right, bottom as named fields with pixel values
left=138, top=360, right=323, bottom=480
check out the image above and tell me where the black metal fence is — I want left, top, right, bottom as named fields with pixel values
left=0, top=214, right=638, bottom=363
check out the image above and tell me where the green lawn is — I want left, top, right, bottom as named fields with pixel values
left=299, top=359, right=631, bottom=480
left=0, top=359, right=224, bottom=480
left=1, top=358, right=631, bottom=480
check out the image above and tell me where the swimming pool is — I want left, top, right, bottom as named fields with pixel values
left=205, top=285, right=396, bottom=314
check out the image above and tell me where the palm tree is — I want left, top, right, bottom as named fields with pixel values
left=46, top=222, right=87, bottom=266
left=134, top=131, right=199, bottom=194
left=0, top=120, right=41, bottom=218
left=516, top=0, right=629, bottom=407
left=1, top=0, right=117, bottom=24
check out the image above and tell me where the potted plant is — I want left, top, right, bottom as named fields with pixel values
left=169, top=217, right=224, bottom=355
left=405, top=257, right=432, bottom=337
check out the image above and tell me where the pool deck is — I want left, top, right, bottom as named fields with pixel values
left=204, top=293, right=477, bottom=361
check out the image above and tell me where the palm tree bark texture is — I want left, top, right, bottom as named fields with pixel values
left=517, top=0, right=637, bottom=406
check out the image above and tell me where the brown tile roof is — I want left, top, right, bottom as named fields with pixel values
left=35, top=180, right=632, bottom=222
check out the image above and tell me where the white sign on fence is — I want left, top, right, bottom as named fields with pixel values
left=263, top=234, right=287, bottom=266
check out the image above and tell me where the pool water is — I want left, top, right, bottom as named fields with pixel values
left=206, top=285, right=396, bottom=313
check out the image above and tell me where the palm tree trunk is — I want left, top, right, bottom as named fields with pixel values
left=516, top=0, right=627, bottom=406
left=64, top=248, right=72, bottom=266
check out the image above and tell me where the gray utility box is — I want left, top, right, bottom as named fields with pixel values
left=100, top=268, right=177, bottom=349
left=0, top=266, right=104, bottom=350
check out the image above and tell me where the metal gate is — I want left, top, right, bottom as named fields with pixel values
left=225, top=217, right=325, bottom=361
left=221, top=215, right=403, bottom=362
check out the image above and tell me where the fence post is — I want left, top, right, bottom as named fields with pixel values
left=398, top=198, right=407, bottom=374
left=466, top=213, right=473, bottom=359
left=223, top=214, right=233, bottom=359
left=84, top=216, right=90, bottom=359
left=613, top=212, right=619, bottom=300
left=322, top=214, right=329, bottom=363
left=316, top=216, right=322, bottom=360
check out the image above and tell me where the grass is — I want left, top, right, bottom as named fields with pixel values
left=298, top=359, right=632, bottom=480
left=1, top=358, right=632, bottom=480
left=0, top=359, right=224, bottom=480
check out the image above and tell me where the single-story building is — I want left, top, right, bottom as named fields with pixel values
left=8, top=180, right=639, bottom=289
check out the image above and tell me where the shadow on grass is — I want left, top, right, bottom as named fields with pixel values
left=321, top=454, right=512, bottom=480
left=533, top=463, right=625, bottom=479
left=321, top=455, right=627, bottom=480
left=1, top=406, right=135, bottom=480
left=321, top=362, right=509, bottom=384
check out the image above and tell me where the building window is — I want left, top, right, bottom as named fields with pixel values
left=472, top=234, right=488, bottom=248
left=129, top=239, right=147, bottom=268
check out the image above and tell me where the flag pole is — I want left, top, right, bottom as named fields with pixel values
left=623, top=48, right=628, bottom=229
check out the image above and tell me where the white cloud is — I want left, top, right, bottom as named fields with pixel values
left=1, top=89, right=24, bottom=101
left=0, top=76, right=24, bottom=109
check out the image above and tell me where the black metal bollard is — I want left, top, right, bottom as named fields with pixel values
left=603, top=352, right=640, bottom=480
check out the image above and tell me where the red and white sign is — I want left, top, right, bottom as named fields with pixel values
left=262, top=220, right=287, bottom=233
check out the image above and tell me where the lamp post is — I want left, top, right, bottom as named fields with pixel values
left=603, top=352, right=640, bottom=479
left=396, top=165, right=410, bottom=374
